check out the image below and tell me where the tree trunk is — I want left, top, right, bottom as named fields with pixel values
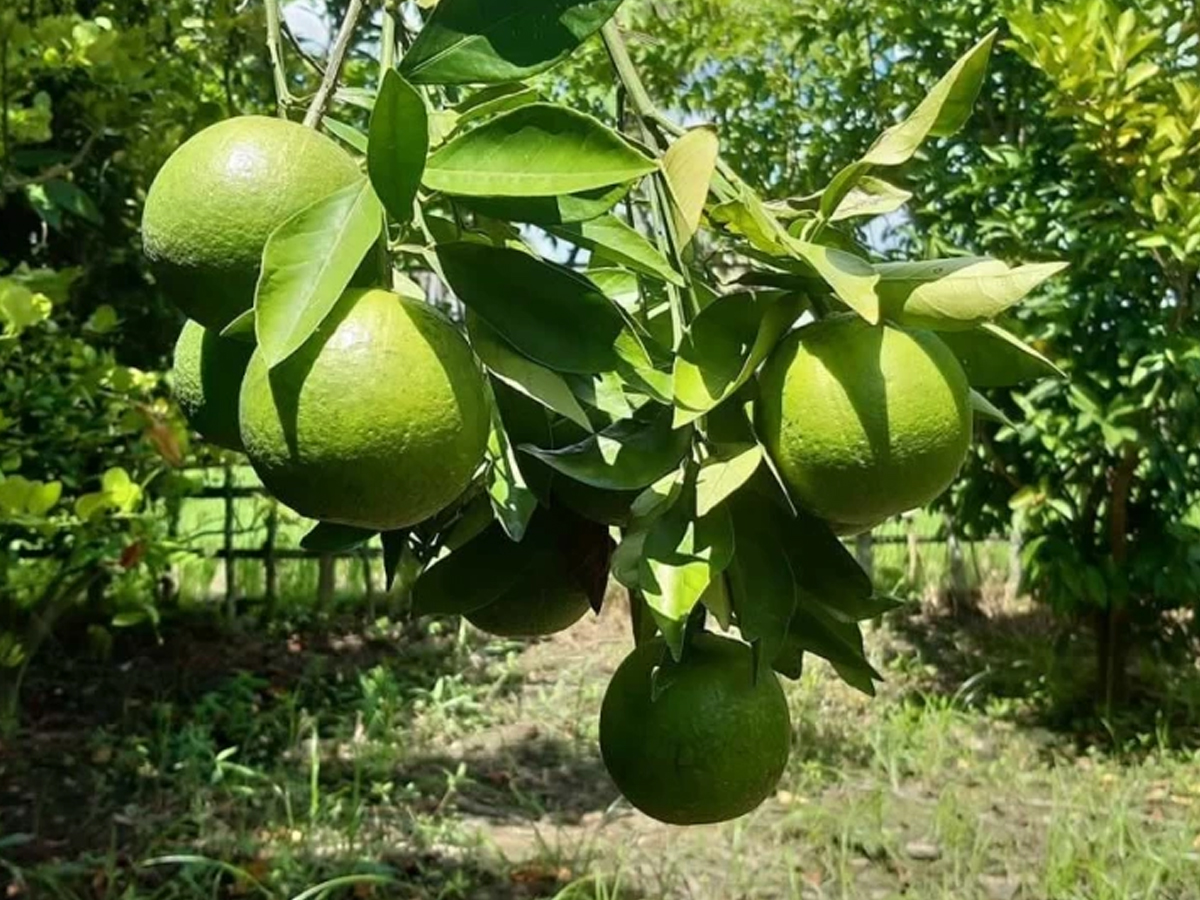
left=1098, top=444, right=1139, bottom=710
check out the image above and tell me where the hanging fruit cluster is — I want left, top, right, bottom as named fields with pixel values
left=145, top=0, right=1063, bottom=825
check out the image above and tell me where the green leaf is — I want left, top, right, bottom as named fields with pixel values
left=43, top=178, right=102, bottom=225
left=938, top=324, right=1065, bottom=387
left=437, top=242, right=637, bottom=374
left=322, top=117, right=369, bottom=153
left=461, top=183, right=628, bottom=226
left=695, top=444, right=763, bottom=517
left=785, top=607, right=881, bottom=695
left=549, top=215, right=683, bottom=285
left=454, top=83, right=541, bottom=126
left=727, top=493, right=797, bottom=679
left=301, top=522, right=377, bottom=552
left=970, top=389, right=1015, bottom=427
left=673, top=292, right=802, bottom=426
left=519, top=405, right=692, bottom=491
left=700, top=574, right=733, bottom=630
left=777, top=511, right=878, bottom=623
left=865, top=32, right=996, bottom=165
left=640, top=498, right=734, bottom=658
left=485, top=385, right=539, bottom=542
left=876, top=258, right=1067, bottom=330
left=708, top=189, right=880, bottom=322
left=662, top=126, right=719, bottom=247
left=369, top=70, right=428, bottom=225
left=400, top=0, right=624, bottom=85
left=467, top=314, right=593, bottom=431
left=788, top=241, right=880, bottom=324
left=824, top=175, right=912, bottom=222
left=413, top=523, right=548, bottom=615
left=255, top=179, right=383, bottom=369
left=381, top=530, right=409, bottom=591
left=424, top=104, right=656, bottom=197
left=820, top=32, right=996, bottom=217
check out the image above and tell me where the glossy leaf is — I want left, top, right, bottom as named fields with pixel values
left=519, top=405, right=692, bottom=491
left=876, top=258, right=1067, bottom=330
left=825, top=175, right=912, bottom=222
left=322, top=117, right=369, bottom=153
left=777, top=511, right=879, bottom=623
left=640, top=499, right=734, bottom=658
left=865, top=32, right=996, bottom=165
left=381, top=530, right=409, bottom=591
left=726, top=492, right=797, bottom=679
left=820, top=32, right=996, bottom=217
left=662, top=126, right=719, bottom=247
left=789, top=241, right=880, bottom=323
left=462, top=183, right=628, bottom=225
left=400, top=0, right=624, bottom=85
left=673, top=292, right=802, bottom=426
left=301, top=522, right=377, bottom=552
left=971, top=389, right=1016, bottom=427
left=938, top=323, right=1065, bottom=387
left=695, top=444, right=763, bottom=517
left=255, top=179, right=383, bottom=369
left=785, top=607, right=881, bottom=695
left=424, top=104, right=656, bottom=197
left=467, top=314, right=593, bottom=432
left=485, top=387, right=538, bottom=542
left=549, top=214, right=684, bottom=285
left=437, top=242, right=639, bottom=374
left=368, top=70, right=428, bottom=225
left=413, top=522, right=549, bottom=615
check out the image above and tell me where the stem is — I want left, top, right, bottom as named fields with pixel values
left=380, top=0, right=397, bottom=78
left=600, top=21, right=658, bottom=123
left=303, top=0, right=367, bottom=130
left=264, top=0, right=292, bottom=117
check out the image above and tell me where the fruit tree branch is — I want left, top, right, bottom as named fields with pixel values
left=264, top=0, right=293, bottom=117
left=303, top=0, right=366, bottom=130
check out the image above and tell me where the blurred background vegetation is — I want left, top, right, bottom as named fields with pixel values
left=2, top=0, right=1199, bottom=898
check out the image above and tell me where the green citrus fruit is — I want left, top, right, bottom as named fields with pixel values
left=756, top=314, right=971, bottom=529
left=599, top=634, right=791, bottom=825
left=466, top=564, right=592, bottom=638
left=172, top=319, right=254, bottom=452
left=239, top=288, right=490, bottom=531
left=142, top=116, right=361, bottom=330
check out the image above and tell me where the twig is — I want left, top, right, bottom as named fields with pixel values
left=380, top=0, right=397, bottom=77
left=264, top=0, right=295, bottom=116
left=2, top=131, right=99, bottom=191
left=302, top=0, right=366, bottom=130
left=282, top=18, right=326, bottom=77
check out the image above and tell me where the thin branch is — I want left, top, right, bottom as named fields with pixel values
left=264, top=0, right=293, bottom=116
left=2, top=131, right=99, bottom=191
left=282, top=17, right=326, bottom=77
left=303, top=0, right=366, bottom=130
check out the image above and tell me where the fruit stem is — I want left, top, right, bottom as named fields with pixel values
left=263, top=0, right=293, bottom=117
left=302, top=0, right=366, bottom=130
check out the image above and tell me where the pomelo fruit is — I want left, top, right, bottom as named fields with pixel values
left=142, top=116, right=361, bottom=330
left=239, top=288, right=489, bottom=530
left=599, top=634, right=791, bottom=825
left=172, top=319, right=253, bottom=452
left=465, top=558, right=592, bottom=638
left=756, top=315, right=972, bottom=529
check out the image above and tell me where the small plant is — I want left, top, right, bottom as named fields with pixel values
left=146, top=0, right=1063, bottom=824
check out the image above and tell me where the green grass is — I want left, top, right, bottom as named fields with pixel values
left=4, top=593, right=1200, bottom=900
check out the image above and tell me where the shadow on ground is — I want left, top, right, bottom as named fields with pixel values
left=884, top=601, right=1200, bottom=749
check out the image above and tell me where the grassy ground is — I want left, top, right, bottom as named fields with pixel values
left=4, top=585, right=1200, bottom=900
